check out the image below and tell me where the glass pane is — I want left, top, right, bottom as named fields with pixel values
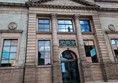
left=61, top=63, right=67, bottom=72
left=39, top=25, right=44, bottom=29
left=112, top=40, right=115, bottom=44
left=86, top=57, right=92, bottom=62
left=58, top=25, right=65, bottom=29
left=45, top=46, right=50, bottom=51
left=2, top=52, right=9, bottom=59
left=10, top=60, right=16, bottom=66
left=90, top=48, right=96, bottom=57
left=58, top=29, right=66, bottom=32
left=10, top=53, right=16, bottom=59
left=80, top=20, right=89, bottom=24
left=84, top=40, right=98, bottom=63
left=39, top=41, right=45, bottom=46
left=44, top=25, right=50, bottom=29
left=40, top=51, right=45, bottom=58
left=85, top=26, right=91, bottom=32
left=45, top=41, right=50, bottom=46
left=59, top=40, right=76, bottom=46
left=44, top=59, right=50, bottom=65
left=44, top=20, right=49, bottom=23
left=1, top=60, right=9, bottom=63
left=39, top=20, right=44, bottom=23
left=39, top=19, right=49, bottom=23
left=38, top=58, right=44, bottom=65
left=81, top=25, right=90, bottom=32
left=65, top=20, right=72, bottom=24
left=65, top=25, right=73, bottom=32
left=3, top=47, right=10, bottom=52
left=58, top=20, right=65, bottom=24
left=38, top=29, right=45, bottom=32
left=10, top=47, right=17, bottom=52
left=112, top=44, right=117, bottom=50
left=84, top=41, right=88, bottom=45
left=44, top=29, right=50, bottom=32
left=11, top=40, right=18, bottom=46
left=9, top=60, right=14, bottom=63
left=45, top=51, right=50, bottom=58
left=116, top=40, right=118, bottom=45
left=39, top=46, right=45, bottom=51
left=4, top=40, right=11, bottom=46
left=89, top=41, right=94, bottom=45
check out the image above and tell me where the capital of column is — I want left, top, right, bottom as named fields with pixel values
left=51, top=13, right=57, bottom=18
left=74, top=14, right=80, bottom=20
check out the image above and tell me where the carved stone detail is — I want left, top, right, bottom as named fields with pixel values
left=108, top=24, right=115, bottom=31
left=8, top=22, right=17, bottom=30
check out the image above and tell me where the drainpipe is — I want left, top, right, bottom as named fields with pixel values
left=22, top=2, right=29, bottom=83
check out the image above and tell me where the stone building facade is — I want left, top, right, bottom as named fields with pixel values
left=0, top=0, right=118, bottom=83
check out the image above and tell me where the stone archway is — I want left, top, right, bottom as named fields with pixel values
left=60, top=50, right=80, bottom=83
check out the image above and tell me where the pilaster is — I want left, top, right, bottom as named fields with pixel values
left=74, top=15, right=93, bottom=82
left=24, top=13, right=37, bottom=83
left=26, top=13, right=37, bottom=65
left=92, top=14, right=110, bottom=63
left=92, top=14, right=111, bottom=81
left=51, top=13, right=62, bottom=83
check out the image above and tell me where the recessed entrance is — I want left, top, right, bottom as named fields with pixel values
left=60, top=50, right=80, bottom=83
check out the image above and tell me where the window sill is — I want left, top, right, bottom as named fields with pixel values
left=36, top=31, right=52, bottom=34
left=105, top=31, right=118, bottom=34
left=0, top=30, right=23, bottom=33
left=59, top=46, right=77, bottom=48
left=57, top=32, right=76, bottom=35
left=0, top=66, right=23, bottom=69
left=36, top=65, right=52, bottom=68
left=82, top=32, right=95, bottom=35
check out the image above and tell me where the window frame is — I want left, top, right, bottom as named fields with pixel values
left=37, top=40, right=51, bottom=65
left=59, top=40, right=76, bottom=47
left=83, top=39, right=98, bottom=63
left=79, top=18, right=93, bottom=33
left=0, top=38, right=20, bottom=67
left=57, top=19, right=75, bottom=33
left=37, top=17, right=51, bottom=33
left=110, top=38, right=118, bottom=62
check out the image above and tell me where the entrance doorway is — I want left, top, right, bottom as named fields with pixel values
left=60, top=50, right=80, bottom=83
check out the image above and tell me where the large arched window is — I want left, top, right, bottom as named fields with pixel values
left=60, top=50, right=80, bottom=83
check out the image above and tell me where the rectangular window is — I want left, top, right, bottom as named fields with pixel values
left=59, top=40, right=76, bottom=46
left=84, top=40, right=98, bottom=63
left=38, top=40, right=51, bottom=65
left=38, top=19, right=50, bottom=32
left=1, top=39, right=18, bottom=67
left=111, top=39, right=118, bottom=61
left=80, top=20, right=91, bottom=32
left=58, top=20, right=74, bottom=32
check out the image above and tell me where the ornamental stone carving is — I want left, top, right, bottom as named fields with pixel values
left=8, top=22, right=17, bottom=30
left=108, top=24, right=115, bottom=31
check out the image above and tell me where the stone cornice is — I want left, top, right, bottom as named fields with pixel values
left=98, top=8, right=118, bottom=12
left=0, top=30, right=23, bottom=33
left=0, top=2, right=118, bottom=12
left=72, top=0, right=97, bottom=6
left=28, top=0, right=99, bottom=7
left=105, top=31, right=118, bottom=34
left=29, top=0, right=53, bottom=3
left=0, top=2, right=25, bottom=7
left=26, top=4, right=99, bottom=10
left=95, top=0, right=118, bottom=3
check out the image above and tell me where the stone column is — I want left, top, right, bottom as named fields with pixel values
left=74, top=15, right=92, bottom=82
left=51, top=13, right=62, bottom=83
left=24, top=13, right=37, bottom=83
